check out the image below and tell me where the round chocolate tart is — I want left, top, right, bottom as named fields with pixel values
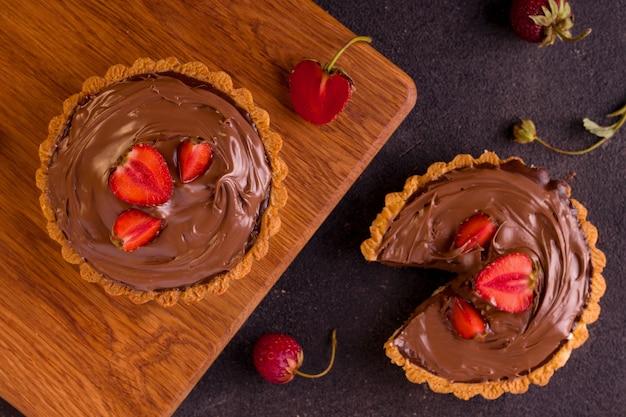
left=36, top=57, right=287, bottom=307
left=361, top=152, right=606, bottom=399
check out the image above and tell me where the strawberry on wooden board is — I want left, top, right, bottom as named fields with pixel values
left=449, top=297, right=487, bottom=339
left=108, top=143, right=173, bottom=206
left=110, top=209, right=164, bottom=252
left=289, top=36, right=371, bottom=125
left=454, top=212, right=497, bottom=252
left=509, top=0, right=591, bottom=47
left=475, top=253, right=537, bottom=313
left=253, top=330, right=337, bottom=384
left=177, top=137, right=213, bottom=183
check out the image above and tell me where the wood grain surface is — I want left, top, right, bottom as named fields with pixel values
left=0, top=0, right=416, bottom=416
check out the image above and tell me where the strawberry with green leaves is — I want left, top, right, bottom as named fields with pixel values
left=509, top=0, right=591, bottom=47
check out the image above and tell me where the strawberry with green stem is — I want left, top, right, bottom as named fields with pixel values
left=509, top=0, right=591, bottom=47
left=253, top=329, right=337, bottom=384
left=289, top=36, right=371, bottom=125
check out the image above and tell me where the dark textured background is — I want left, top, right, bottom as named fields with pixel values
left=2, top=0, right=624, bottom=416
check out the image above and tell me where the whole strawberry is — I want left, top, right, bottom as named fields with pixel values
left=509, top=0, right=591, bottom=47
left=289, top=36, right=371, bottom=125
left=252, top=330, right=337, bottom=384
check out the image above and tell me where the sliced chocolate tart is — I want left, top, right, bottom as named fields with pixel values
left=361, top=152, right=606, bottom=399
left=36, top=57, right=287, bottom=307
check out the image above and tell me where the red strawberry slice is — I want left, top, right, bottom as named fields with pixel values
left=177, top=138, right=213, bottom=183
left=454, top=212, right=497, bottom=252
left=449, top=297, right=486, bottom=339
left=475, top=253, right=536, bottom=313
left=109, top=144, right=173, bottom=206
left=110, top=209, right=164, bottom=252
left=289, top=36, right=371, bottom=125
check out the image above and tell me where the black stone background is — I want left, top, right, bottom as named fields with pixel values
left=1, top=1, right=624, bottom=416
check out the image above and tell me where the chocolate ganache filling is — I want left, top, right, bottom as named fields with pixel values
left=377, top=161, right=592, bottom=382
left=45, top=74, right=272, bottom=292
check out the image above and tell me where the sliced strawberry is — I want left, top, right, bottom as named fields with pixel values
left=454, top=212, right=497, bottom=252
left=110, top=209, right=164, bottom=252
left=109, top=144, right=173, bottom=206
left=289, top=59, right=353, bottom=125
left=177, top=138, right=213, bottom=183
left=289, top=36, right=371, bottom=125
left=449, top=297, right=486, bottom=339
left=475, top=253, right=536, bottom=313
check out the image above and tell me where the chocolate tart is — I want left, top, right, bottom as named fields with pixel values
left=36, top=57, right=287, bottom=307
left=361, top=152, right=606, bottom=399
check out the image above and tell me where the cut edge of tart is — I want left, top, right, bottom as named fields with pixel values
left=35, top=57, right=288, bottom=307
left=361, top=151, right=606, bottom=399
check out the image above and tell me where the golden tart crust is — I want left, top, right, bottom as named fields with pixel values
left=362, top=151, right=606, bottom=399
left=36, top=57, right=287, bottom=307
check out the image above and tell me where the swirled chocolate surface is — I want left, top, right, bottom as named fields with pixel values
left=45, top=74, right=272, bottom=291
left=376, top=161, right=592, bottom=382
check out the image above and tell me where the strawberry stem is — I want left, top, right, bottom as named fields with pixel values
left=532, top=135, right=608, bottom=156
left=324, top=36, right=372, bottom=72
left=294, top=329, right=337, bottom=379
left=513, top=117, right=614, bottom=156
left=553, top=24, right=591, bottom=43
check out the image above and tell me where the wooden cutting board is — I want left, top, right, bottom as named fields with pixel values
left=0, top=0, right=416, bottom=416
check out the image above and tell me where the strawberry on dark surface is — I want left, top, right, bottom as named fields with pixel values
left=253, top=333, right=304, bottom=384
left=177, top=137, right=213, bottom=183
left=108, top=143, right=173, bottom=206
left=253, top=330, right=337, bottom=384
left=289, top=36, right=371, bottom=125
left=475, top=253, right=537, bottom=313
left=509, top=0, right=591, bottom=47
left=110, top=209, right=164, bottom=252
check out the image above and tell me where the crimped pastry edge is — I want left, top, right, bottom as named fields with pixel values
left=366, top=151, right=606, bottom=399
left=35, top=57, right=288, bottom=307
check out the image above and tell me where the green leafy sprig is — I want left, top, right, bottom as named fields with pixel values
left=513, top=102, right=626, bottom=155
